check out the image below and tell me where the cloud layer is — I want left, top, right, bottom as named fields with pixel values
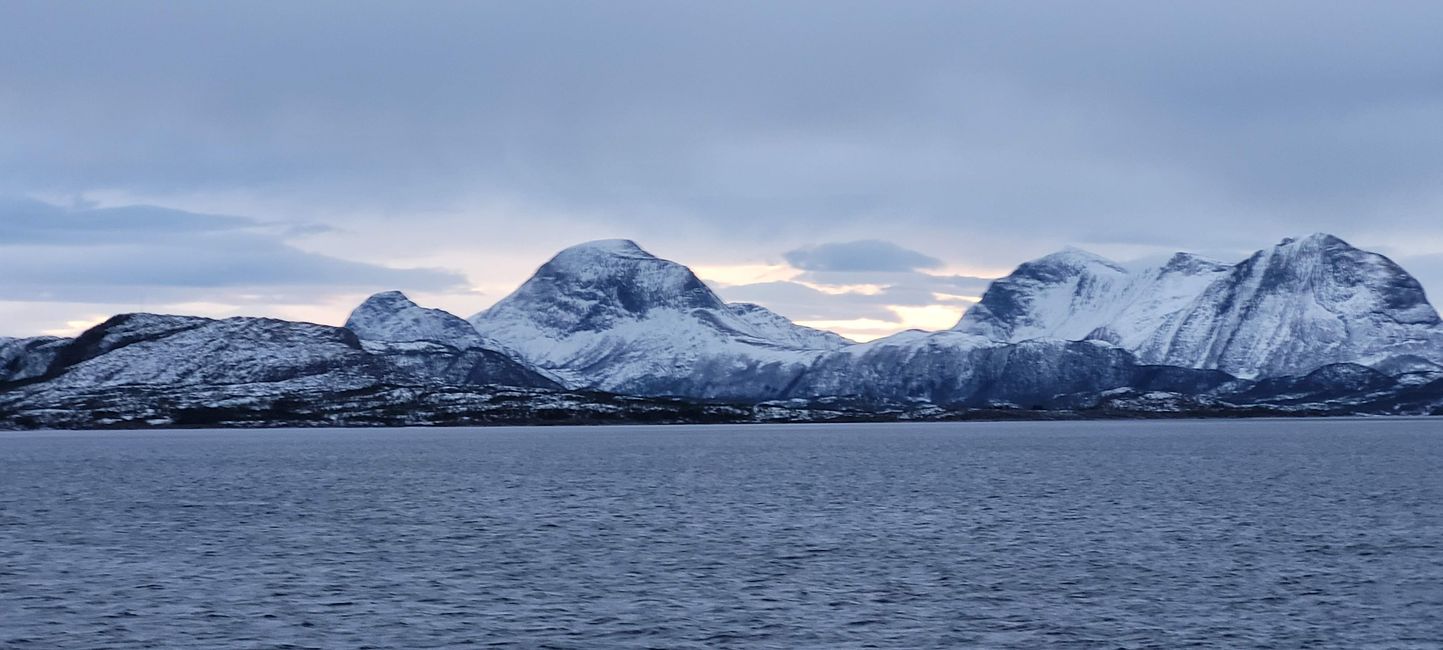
left=2, top=3, right=1442, bottom=334
left=784, top=240, right=944, bottom=273
left=0, top=199, right=466, bottom=305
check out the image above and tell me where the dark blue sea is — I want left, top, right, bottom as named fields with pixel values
left=3, top=419, right=1441, bottom=648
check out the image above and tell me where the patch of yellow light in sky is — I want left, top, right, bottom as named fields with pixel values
left=794, top=318, right=907, bottom=343
left=889, top=304, right=968, bottom=331
left=41, top=316, right=110, bottom=337
left=800, top=282, right=887, bottom=296
left=265, top=295, right=378, bottom=326
left=921, top=263, right=1011, bottom=279
left=691, top=263, right=799, bottom=286
left=932, top=292, right=983, bottom=303
left=160, top=302, right=247, bottom=317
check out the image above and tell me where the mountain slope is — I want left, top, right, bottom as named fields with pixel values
left=1138, top=234, right=1443, bottom=377
left=954, top=234, right=1443, bottom=378
left=0, top=336, right=71, bottom=383
left=25, top=314, right=399, bottom=393
left=790, top=330, right=1239, bottom=407
left=345, top=291, right=561, bottom=389
left=469, top=239, right=849, bottom=399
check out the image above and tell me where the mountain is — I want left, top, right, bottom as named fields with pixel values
left=954, top=249, right=1232, bottom=348
left=5, top=233, right=1443, bottom=428
left=469, top=239, right=850, bottom=400
left=955, top=234, right=1443, bottom=378
left=15, top=313, right=403, bottom=393
left=789, top=330, right=1240, bottom=407
left=0, top=335, right=70, bottom=383
left=345, top=291, right=561, bottom=389
left=1138, top=234, right=1443, bottom=377
left=346, top=290, right=496, bottom=349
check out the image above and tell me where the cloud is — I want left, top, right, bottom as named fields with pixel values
left=4, top=1, right=1442, bottom=253
left=0, top=199, right=468, bottom=304
left=783, top=240, right=944, bottom=273
left=3, top=3, right=1443, bottom=333
left=719, top=281, right=895, bottom=322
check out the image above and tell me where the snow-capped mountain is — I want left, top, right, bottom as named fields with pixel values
left=345, top=291, right=561, bottom=389
left=469, top=239, right=850, bottom=399
left=954, top=249, right=1232, bottom=348
left=788, top=330, right=1240, bottom=407
left=955, top=234, right=1443, bottom=378
left=21, top=314, right=400, bottom=393
left=5, top=232, right=1443, bottom=428
left=347, top=290, right=496, bottom=349
left=1138, top=234, right=1443, bottom=377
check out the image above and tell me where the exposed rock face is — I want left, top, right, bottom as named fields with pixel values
left=469, top=239, right=849, bottom=400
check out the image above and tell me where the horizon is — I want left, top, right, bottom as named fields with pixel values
left=4, top=2, right=1443, bottom=340
left=4, top=223, right=1437, bottom=343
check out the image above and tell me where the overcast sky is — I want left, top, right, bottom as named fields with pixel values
left=3, top=1, right=1442, bottom=340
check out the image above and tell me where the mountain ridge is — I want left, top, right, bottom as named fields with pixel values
left=3, top=232, right=1442, bottom=427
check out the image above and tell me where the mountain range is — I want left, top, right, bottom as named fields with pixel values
left=4, top=233, right=1442, bottom=428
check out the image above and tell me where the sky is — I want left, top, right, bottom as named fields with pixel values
left=3, top=1, right=1442, bottom=341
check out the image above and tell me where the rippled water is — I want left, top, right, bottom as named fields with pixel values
left=2, top=419, right=1442, bottom=648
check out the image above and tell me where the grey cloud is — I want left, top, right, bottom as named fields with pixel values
left=0, top=197, right=258, bottom=244
left=784, top=240, right=943, bottom=273
left=0, top=200, right=467, bottom=303
left=3, top=2, right=1443, bottom=323
left=3, top=1, right=1442, bottom=252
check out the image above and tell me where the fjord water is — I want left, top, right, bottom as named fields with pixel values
left=2, top=421, right=1441, bottom=649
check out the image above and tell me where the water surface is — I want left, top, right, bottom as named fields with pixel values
left=3, top=419, right=1441, bottom=648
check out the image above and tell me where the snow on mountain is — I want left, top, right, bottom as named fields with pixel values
left=1138, top=234, right=1443, bottom=377
left=790, top=330, right=1238, bottom=407
left=345, top=291, right=561, bottom=389
left=0, top=336, right=71, bottom=383
left=32, top=314, right=400, bottom=392
left=347, top=290, right=494, bottom=349
left=954, top=234, right=1443, bottom=378
left=469, top=239, right=849, bottom=399
left=725, top=302, right=852, bottom=350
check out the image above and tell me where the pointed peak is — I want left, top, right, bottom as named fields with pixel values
left=478, top=238, right=723, bottom=328
left=346, top=291, right=483, bottom=347
left=1024, top=247, right=1124, bottom=273
left=1279, top=233, right=1347, bottom=249
left=1159, top=251, right=1229, bottom=274
left=359, top=290, right=415, bottom=306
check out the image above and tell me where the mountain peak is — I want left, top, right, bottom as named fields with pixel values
left=1031, top=247, right=1123, bottom=271
left=1281, top=232, right=1344, bottom=248
left=478, top=240, right=723, bottom=332
left=346, top=291, right=487, bottom=348
left=556, top=238, right=653, bottom=259
left=469, top=240, right=848, bottom=398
